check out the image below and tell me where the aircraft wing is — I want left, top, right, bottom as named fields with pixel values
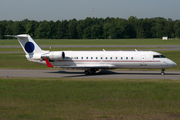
left=44, top=58, right=114, bottom=69
left=53, top=65, right=111, bottom=69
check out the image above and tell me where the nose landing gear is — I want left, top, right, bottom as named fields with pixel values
left=161, top=69, right=165, bottom=75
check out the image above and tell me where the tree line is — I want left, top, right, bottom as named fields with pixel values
left=0, top=16, right=180, bottom=39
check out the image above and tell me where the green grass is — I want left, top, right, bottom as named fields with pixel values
left=0, top=48, right=24, bottom=52
left=1, top=38, right=180, bottom=45
left=1, top=78, right=180, bottom=120
left=0, top=53, right=49, bottom=69
left=0, top=47, right=170, bottom=52
left=1, top=50, right=179, bottom=70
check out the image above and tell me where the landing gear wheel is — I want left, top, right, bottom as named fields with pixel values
left=84, top=70, right=90, bottom=75
left=161, top=69, right=165, bottom=75
left=91, top=69, right=96, bottom=74
left=84, top=69, right=98, bottom=75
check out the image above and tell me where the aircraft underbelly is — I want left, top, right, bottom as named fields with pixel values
left=49, top=59, right=170, bottom=69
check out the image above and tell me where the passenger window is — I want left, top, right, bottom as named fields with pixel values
left=96, top=57, right=98, bottom=59
left=110, top=57, right=112, bottom=59
left=91, top=57, right=93, bottom=59
left=101, top=57, right=103, bottom=59
left=131, top=57, right=133, bottom=60
left=116, top=57, right=118, bottom=59
left=86, top=57, right=88, bottom=59
left=126, top=57, right=128, bottom=60
left=81, top=57, right=83, bottom=59
left=121, top=57, right=123, bottom=60
left=106, top=57, right=108, bottom=59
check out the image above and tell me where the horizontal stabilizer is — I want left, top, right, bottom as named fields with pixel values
left=4, top=35, right=16, bottom=37
left=5, top=34, right=29, bottom=38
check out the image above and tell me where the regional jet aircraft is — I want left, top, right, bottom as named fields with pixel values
left=7, top=34, right=177, bottom=75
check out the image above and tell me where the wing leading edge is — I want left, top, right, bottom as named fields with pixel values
left=44, top=58, right=112, bottom=69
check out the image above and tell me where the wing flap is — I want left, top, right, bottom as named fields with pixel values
left=53, top=64, right=115, bottom=69
left=44, top=58, right=115, bottom=69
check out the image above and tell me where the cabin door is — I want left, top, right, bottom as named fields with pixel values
left=141, top=55, right=147, bottom=66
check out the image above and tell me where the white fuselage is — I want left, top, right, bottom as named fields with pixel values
left=27, top=50, right=176, bottom=69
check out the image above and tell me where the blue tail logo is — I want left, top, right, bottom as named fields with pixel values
left=25, top=42, right=35, bottom=53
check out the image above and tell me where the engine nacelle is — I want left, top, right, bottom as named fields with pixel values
left=41, top=51, right=65, bottom=61
left=49, top=51, right=65, bottom=60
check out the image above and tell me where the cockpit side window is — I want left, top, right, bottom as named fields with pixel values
left=160, top=55, right=166, bottom=58
left=153, top=55, right=166, bottom=58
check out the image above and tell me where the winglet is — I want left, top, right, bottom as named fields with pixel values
left=44, top=58, right=53, bottom=68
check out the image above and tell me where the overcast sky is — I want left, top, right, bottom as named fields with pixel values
left=0, top=0, right=180, bottom=21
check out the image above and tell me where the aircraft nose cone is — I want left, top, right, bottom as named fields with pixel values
left=172, top=62, right=177, bottom=67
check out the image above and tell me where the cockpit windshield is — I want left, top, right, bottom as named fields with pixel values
left=153, top=55, right=166, bottom=58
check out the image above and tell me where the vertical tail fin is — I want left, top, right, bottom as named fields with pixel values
left=15, top=34, right=43, bottom=55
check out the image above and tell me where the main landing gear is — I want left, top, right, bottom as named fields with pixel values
left=84, top=69, right=98, bottom=75
left=161, top=69, right=165, bottom=75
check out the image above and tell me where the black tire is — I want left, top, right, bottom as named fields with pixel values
left=91, top=69, right=96, bottom=74
left=84, top=70, right=90, bottom=75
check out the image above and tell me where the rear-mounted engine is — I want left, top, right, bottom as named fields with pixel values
left=41, top=51, right=65, bottom=61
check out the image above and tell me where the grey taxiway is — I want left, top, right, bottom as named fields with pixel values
left=0, top=69, right=180, bottom=80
